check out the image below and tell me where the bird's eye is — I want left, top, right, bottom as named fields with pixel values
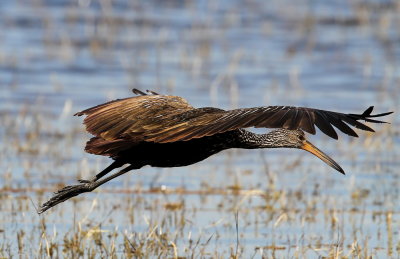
left=299, top=135, right=305, bottom=141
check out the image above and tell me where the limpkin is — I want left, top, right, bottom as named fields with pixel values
left=39, top=89, right=392, bottom=213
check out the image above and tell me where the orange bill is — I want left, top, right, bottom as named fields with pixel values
left=301, top=140, right=345, bottom=175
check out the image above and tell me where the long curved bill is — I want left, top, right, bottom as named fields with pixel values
left=301, top=140, right=345, bottom=175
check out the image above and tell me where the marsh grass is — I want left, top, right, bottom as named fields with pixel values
left=1, top=101, right=398, bottom=258
left=1, top=0, right=399, bottom=258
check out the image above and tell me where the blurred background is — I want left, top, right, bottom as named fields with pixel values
left=0, top=0, right=399, bottom=257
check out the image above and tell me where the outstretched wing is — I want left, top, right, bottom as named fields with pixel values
left=76, top=90, right=392, bottom=145
left=142, top=106, right=392, bottom=143
left=75, top=94, right=196, bottom=142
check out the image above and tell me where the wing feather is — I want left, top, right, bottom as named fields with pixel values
left=76, top=95, right=195, bottom=143
left=325, top=113, right=358, bottom=137
left=76, top=92, right=393, bottom=146
left=299, top=110, right=316, bottom=134
left=143, top=105, right=390, bottom=143
left=314, top=111, right=338, bottom=139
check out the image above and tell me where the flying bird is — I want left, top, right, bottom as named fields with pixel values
left=39, top=89, right=392, bottom=213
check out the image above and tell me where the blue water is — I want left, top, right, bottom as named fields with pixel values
left=0, top=0, right=399, bottom=257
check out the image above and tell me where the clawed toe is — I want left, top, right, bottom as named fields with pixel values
left=78, top=179, right=91, bottom=184
left=39, top=164, right=132, bottom=213
left=78, top=176, right=97, bottom=184
left=58, top=183, right=92, bottom=195
left=39, top=182, right=94, bottom=214
left=55, top=185, right=81, bottom=194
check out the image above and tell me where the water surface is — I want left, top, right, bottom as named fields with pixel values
left=0, top=0, right=399, bottom=257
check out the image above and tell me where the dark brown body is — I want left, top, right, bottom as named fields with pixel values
left=115, top=129, right=252, bottom=168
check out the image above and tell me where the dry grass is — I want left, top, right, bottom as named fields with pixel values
left=0, top=0, right=399, bottom=258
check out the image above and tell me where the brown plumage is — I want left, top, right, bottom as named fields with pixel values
left=39, top=89, right=393, bottom=213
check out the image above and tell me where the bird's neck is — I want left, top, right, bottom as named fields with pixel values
left=237, top=130, right=279, bottom=149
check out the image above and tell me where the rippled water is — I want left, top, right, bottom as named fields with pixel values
left=0, top=0, right=399, bottom=257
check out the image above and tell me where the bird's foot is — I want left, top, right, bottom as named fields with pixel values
left=77, top=179, right=91, bottom=184
left=77, top=176, right=97, bottom=184
left=39, top=182, right=95, bottom=214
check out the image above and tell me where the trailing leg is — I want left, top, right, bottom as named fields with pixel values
left=39, top=164, right=138, bottom=214
left=78, top=160, right=124, bottom=183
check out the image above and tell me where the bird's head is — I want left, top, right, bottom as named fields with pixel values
left=266, top=129, right=345, bottom=174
